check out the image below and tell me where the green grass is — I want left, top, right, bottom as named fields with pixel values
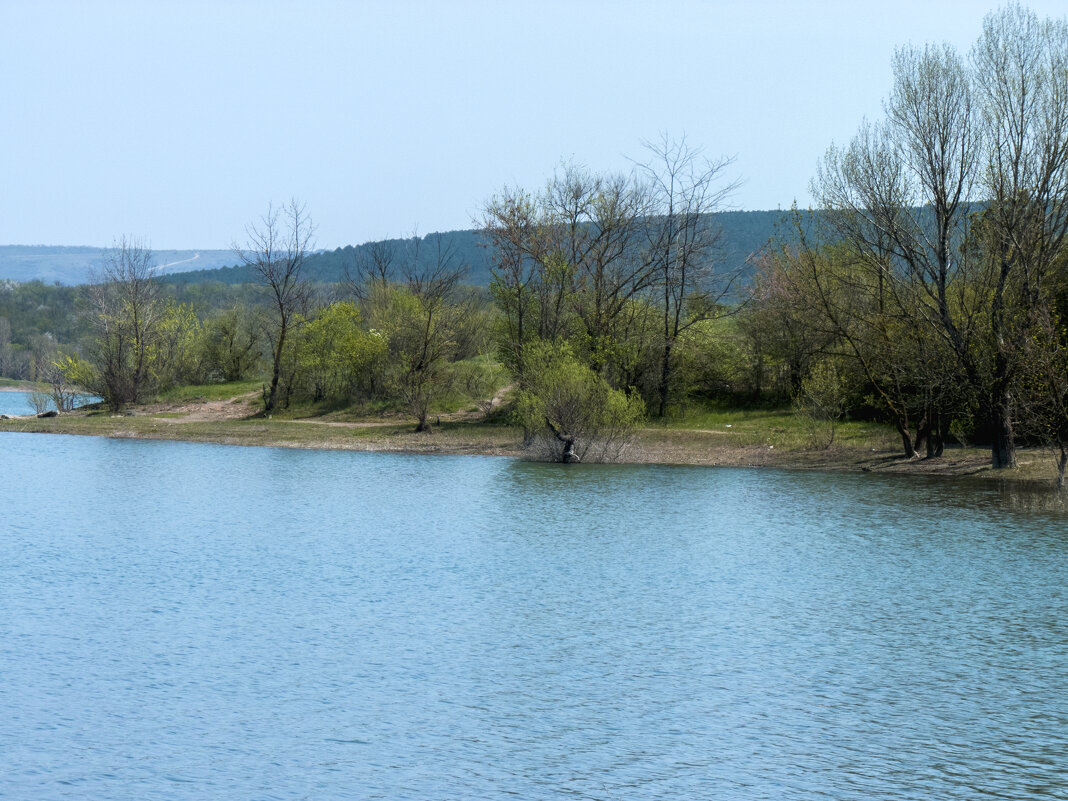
left=156, top=380, right=263, bottom=403
left=649, top=401, right=901, bottom=451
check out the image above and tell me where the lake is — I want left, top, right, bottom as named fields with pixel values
left=0, top=390, right=98, bottom=416
left=1, top=432, right=1065, bottom=799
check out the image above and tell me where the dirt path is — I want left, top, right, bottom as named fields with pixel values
left=143, top=383, right=516, bottom=428
left=142, top=391, right=261, bottom=422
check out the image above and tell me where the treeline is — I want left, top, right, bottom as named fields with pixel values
left=745, top=4, right=1068, bottom=482
left=43, top=214, right=502, bottom=428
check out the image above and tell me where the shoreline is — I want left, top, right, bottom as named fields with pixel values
left=2, top=408, right=1063, bottom=488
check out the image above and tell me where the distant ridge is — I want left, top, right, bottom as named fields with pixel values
left=163, top=209, right=798, bottom=288
left=0, top=209, right=804, bottom=287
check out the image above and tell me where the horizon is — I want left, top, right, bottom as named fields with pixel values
left=3, top=0, right=1066, bottom=250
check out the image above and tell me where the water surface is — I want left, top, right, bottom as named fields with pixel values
left=1, top=433, right=1065, bottom=799
left=0, top=390, right=97, bottom=416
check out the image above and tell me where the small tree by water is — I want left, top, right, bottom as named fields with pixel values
left=516, top=342, right=645, bottom=463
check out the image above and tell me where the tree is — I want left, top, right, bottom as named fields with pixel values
left=516, top=341, right=645, bottom=463
left=198, top=305, right=264, bottom=382
left=970, top=3, right=1068, bottom=468
left=635, top=134, right=739, bottom=416
left=362, top=233, right=471, bottom=431
left=480, top=187, right=543, bottom=380
left=1016, top=304, right=1068, bottom=487
left=0, top=317, right=13, bottom=378
left=234, top=200, right=315, bottom=413
left=87, top=236, right=164, bottom=409
left=290, top=301, right=387, bottom=403
left=813, top=5, right=1068, bottom=468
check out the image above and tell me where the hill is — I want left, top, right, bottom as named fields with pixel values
left=163, top=210, right=798, bottom=288
left=1, top=210, right=801, bottom=288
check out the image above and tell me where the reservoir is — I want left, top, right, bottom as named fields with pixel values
left=1, top=432, right=1065, bottom=799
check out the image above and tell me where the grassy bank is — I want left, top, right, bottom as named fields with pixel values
left=1, top=383, right=1063, bottom=486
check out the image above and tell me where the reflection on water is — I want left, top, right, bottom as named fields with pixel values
left=0, top=433, right=1065, bottom=800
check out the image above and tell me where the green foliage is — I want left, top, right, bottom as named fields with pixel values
left=150, top=301, right=202, bottom=389
left=367, top=284, right=466, bottom=429
left=291, top=302, right=388, bottom=403
left=793, top=360, right=851, bottom=449
left=449, top=355, right=509, bottom=414
left=516, top=340, right=645, bottom=462
left=56, top=353, right=100, bottom=397
left=197, top=305, right=264, bottom=383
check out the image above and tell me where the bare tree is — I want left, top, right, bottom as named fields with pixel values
left=635, top=134, right=739, bottom=416
left=345, top=239, right=398, bottom=300
left=234, top=199, right=315, bottom=413
left=88, top=236, right=163, bottom=409
left=542, top=163, right=654, bottom=370
left=971, top=3, right=1068, bottom=468
left=480, top=187, right=544, bottom=379
left=813, top=10, right=1068, bottom=469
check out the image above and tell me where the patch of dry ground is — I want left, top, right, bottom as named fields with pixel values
left=138, top=391, right=261, bottom=422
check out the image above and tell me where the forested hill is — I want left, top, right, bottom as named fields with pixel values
left=163, top=210, right=798, bottom=288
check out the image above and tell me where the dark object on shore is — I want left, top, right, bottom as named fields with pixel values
left=36, top=410, right=58, bottom=418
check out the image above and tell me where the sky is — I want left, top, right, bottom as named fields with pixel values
left=2, top=0, right=1066, bottom=250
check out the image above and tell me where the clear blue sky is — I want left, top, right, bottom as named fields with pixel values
left=1, top=0, right=1065, bottom=249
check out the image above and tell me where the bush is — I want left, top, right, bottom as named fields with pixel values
left=516, top=341, right=645, bottom=463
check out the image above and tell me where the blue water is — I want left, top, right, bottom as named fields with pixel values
left=0, top=390, right=98, bottom=416
left=1, top=432, right=1066, bottom=799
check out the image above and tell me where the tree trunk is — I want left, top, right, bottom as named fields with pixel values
left=657, top=339, right=673, bottom=418
left=896, top=419, right=918, bottom=459
left=913, top=412, right=928, bottom=458
left=1057, top=444, right=1067, bottom=490
left=990, top=379, right=1017, bottom=469
left=266, top=325, right=286, bottom=414
left=931, top=408, right=945, bottom=458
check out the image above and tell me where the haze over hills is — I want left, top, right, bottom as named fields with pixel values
left=0, top=246, right=239, bottom=285
left=0, top=210, right=798, bottom=287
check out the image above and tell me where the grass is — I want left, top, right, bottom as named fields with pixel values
left=651, top=401, right=901, bottom=451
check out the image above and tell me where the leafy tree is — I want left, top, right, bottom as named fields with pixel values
left=813, top=4, right=1068, bottom=468
left=291, top=301, right=387, bottom=403
left=793, top=359, right=852, bottom=450
left=198, top=305, right=264, bottom=383
left=516, top=341, right=645, bottom=463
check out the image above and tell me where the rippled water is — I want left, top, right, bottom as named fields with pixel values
left=1, top=432, right=1066, bottom=799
